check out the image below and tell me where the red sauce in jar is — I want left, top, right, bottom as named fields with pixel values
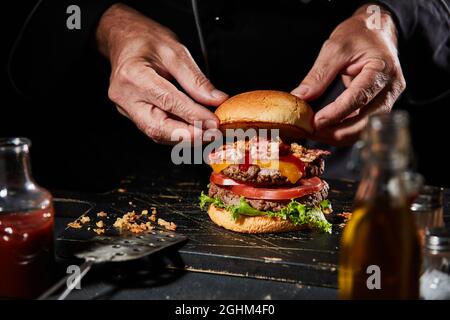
left=0, top=206, right=54, bottom=299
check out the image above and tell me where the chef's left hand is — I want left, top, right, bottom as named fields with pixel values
left=292, top=4, right=406, bottom=146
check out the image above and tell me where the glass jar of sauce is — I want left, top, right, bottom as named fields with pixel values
left=0, top=138, right=54, bottom=299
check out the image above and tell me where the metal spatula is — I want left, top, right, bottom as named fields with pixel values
left=38, top=230, right=187, bottom=300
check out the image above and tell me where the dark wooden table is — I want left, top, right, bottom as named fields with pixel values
left=50, top=165, right=450, bottom=300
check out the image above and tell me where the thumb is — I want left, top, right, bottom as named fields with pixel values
left=163, top=46, right=228, bottom=106
left=291, top=41, right=347, bottom=101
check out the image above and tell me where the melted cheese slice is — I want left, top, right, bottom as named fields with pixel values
left=210, top=160, right=303, bottom=184
left=210, top=162, right=231, bottom=174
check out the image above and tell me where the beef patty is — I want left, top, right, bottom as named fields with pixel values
left=221, top=158, right=325, bottom=186
left=208, top=181, right=329, bottom=212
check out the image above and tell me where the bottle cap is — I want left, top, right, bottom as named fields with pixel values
left=425, top=228, right=450, bottom=252
left=411, top=185, right=444, bottom=211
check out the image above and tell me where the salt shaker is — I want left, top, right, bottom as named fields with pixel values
left=420, top=228, right=450, bottom=300
left=411, top=185, right=444, bottom=246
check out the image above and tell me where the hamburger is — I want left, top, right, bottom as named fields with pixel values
left=200, top=90, right=333, bottom=234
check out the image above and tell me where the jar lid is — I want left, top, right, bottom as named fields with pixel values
left=425, top=228, right=450, bottom=251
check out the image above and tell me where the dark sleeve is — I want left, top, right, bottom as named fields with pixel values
left=9, top=0, right=116, bottom=98
left=372, top=0, right=450, bottom=103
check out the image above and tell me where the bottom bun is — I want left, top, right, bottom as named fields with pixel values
left=207, top=204, right=309, bottom=234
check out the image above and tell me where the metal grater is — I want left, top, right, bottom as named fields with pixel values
left=38, top=229, right=187, bottom=300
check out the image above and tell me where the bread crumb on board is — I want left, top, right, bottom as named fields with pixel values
left=67, top=221, right=82, bottom=229
left=80, top=216, right=90, bottom=224
left=337, top=212, right=352, bottom=220
left=336, top=212, right=352, bottom=227
left=93, top=228, right=105, bottom=235
left=113, top=211, right=155, bottom=233
left=157, top=218, right=177, bottom=231
left=68, top=207, right=178, bottom=234
left=97, top=211, right=107, bottom=218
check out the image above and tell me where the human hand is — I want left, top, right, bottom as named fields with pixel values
left=97, top=4, right=228, bottom=144
left=292, top=5, right=406, bottom=146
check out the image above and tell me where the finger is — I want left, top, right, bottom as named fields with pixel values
left=342, top=75, right=353, bottom=88
left=312, top=88, right=394, bottom=146
left=142, top=68, right=219, bottom=129
left=312, top=113, right=369, bottom=146
left=291, top=40, right=348, bottom=100
left=161, top=45, right=228, bottom=106
left=128, top=102, right=203, bottom=145
left=314, top=59, right=390, bottom=130
left=115, top=104, right=130, bottom=119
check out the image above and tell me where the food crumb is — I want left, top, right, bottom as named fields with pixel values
left=157, top=218, right=177, bottom=231
left=93, top=228, right=105, bottom=235
left=113, top=211, right=155, bottom=234
left=149, top=207, right=157, bottom=222
left=97, top=211, right=107, bottom=218
left=337, top=212, right=352, bottom=220
left=80, top=216, right=90, bottom=224
left=129, top=222, right=152, bottom=233
left=70, top=207, right=177, bottom=235
left=67, top=221, right=82, bottom=229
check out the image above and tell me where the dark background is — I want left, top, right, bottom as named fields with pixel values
left=2, top=1, right=175, bottom=192
left=1, top=1, right=449, bottom=193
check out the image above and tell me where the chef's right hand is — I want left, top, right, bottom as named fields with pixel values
left=96, top=4, right=228, bottom=144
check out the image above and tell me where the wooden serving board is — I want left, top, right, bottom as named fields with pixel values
left=54, top=165, right=365, bottom=288
left=55, top=165, right=450, bottom=288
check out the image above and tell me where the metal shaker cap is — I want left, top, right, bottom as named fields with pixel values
left=425, top=228, right=450, bottom=252
left=411, top=185, right=444, bottom=211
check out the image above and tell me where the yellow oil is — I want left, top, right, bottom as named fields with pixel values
left=339, top=200, right=420, bottom=299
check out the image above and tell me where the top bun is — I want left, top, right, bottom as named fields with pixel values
left=215, top=90, right=314, bottom=141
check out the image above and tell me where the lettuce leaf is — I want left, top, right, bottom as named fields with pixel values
left=199, top=192, right=332, bottom=233
left=319, top=199, right=333, bottom=214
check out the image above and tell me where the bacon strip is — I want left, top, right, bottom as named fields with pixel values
left=209, top=138, right=330, bottom=165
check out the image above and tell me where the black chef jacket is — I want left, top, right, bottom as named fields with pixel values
left=7, top=0, right=450, bottom=190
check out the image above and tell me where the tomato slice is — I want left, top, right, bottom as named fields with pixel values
left=229, top=177, right=324, bottom=200
left=210, top=173, right=240, bottom=186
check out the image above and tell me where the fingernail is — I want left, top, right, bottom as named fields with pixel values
left=296, top=85, right=309, bottom=97
left=205, top=119, right=219, bottom=129
left=211, top=89, right=228, bottom=100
